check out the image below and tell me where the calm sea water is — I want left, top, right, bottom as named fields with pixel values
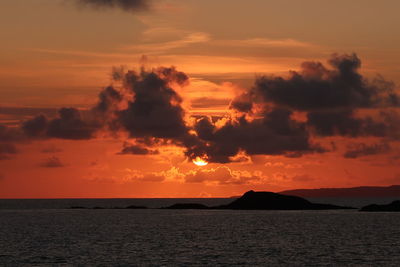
left=1, top=199, right=400, bottom=266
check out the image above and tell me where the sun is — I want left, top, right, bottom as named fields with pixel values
left=192, top=156, right=208, bottom=166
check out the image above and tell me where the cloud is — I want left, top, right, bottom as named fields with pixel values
left=124, top=167, right=182, bottom=182
left=184, top=166, right=263, bottom=185
left=123, top=32, right=210, bottom=53
left=184, top=53, right=400, bottom=162
left=271, top=172, right=315, bottom=183
left=115, top=66, right=190, bottom=139
left=93, top=86, right=123, bottom=114
left=230, top=53, right=400, bottom=141
left=40, top=156, right=65, bottom=168
left=118, top=142, right=159, bottom=155
left=291, top=174, right=315, bottom=182
left=0, top=124, right=24, bottom=142
left=344, top=142, right=391, bottom=158
left=0, top=107, right=57, bottom=118
left=265, top=161, right=303, bottom=169
left=242, top=53, right=397, bottom=111
left=74, top=0, right=150, bottom=13
left=41, top=146, right=63, bottom=153
left=0, top=143, right=17, bottom=160
left=124, top=166, right=264, bottom=185
left=224, top=38, right=315, bottom=48
left=23, top=108, right=99, bottom=140
left=19, top=66, right=191, bottom=143
left=6, top=53, right=400, bottom=164
left=306, top=109, right=386, bottom=137
left=0, top=125, right=21, bottom=160
left=187, top=108, right=324, bottom=163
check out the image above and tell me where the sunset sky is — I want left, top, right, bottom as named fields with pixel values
left=1, top=0, right=400, bottom=198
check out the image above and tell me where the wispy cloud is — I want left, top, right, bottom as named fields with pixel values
left=74, top=0, right=150, bottom=13
left=216, top=38, right=316, bottom=48
left=40, top=156, right=65, bottom=168
left=121, top=32, right=211, bottom=52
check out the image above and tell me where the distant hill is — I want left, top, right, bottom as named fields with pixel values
left=360, top=200, right=400, bottom=212
left=280, top=185, right=400, bottom=198
left=162, top=190, right=353, bottom=210
left=216, top=190, right=353, bottom=210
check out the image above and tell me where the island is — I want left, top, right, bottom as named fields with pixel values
left=280, top=185, right=400, bottom=198
left=360, top=200, right=400, bottom=212
left=163, top=190, right=354, bottom=210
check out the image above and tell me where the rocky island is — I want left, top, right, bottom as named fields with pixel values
left=360, top=200, right=400, bottom=212
left=163, top=190, right=354, bottom=210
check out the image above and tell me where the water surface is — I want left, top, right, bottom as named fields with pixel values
left=1, top=208, right=399, bottom=266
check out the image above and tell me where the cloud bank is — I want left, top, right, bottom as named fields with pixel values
left=2, top=53, right=399, bottom=163
left=75, top=0, right=150, bottom=13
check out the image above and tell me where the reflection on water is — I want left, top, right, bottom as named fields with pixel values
left=1, top=209, right=400, bottom=266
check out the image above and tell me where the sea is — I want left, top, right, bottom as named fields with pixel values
left=1, top=198, right=400, bottom=266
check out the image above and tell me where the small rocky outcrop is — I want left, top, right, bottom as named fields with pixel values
left=360, top=200, right=400, bottom=212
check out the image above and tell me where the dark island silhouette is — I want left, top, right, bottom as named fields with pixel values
left=67, top=191, right=353, bottom=210
left=161, top=190, right=354, bottom=210
left=65, top=189, right=400, bottom=211
left=360, top=200, right=400, bottom=212
left=280, top=185, right=400, bottom=198
left=214, top=190, right=353, bottom=210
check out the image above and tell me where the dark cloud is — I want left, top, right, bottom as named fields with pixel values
left=0, top=125, right=23, bottom=160
left=75, top=0, right=150, bottom=13
left=242, top=53, right=398, bottom=111
left=344, top=142, right=391, bottom=158
left=116, top=67, right=189, bottom=139
left=183, top=54, right=400, bottom=162
left=93, top=86, right=123, bottom=114
left=20, top=85, right=122, bottom=141
left=0, top=143, right=17, bottom=160
left=118, top=142, right=158, bottom=155
left=187, top=108, right=323, bottom=163
left=18, top=67, right=190, bottom=143
left=0, top=124, right=24, bottom=142
left=379, top=110, right=400, bottom=140
left=231, top=53, right=400, bottom=142
left=47, top=108, right=98, bottom=139
left=23, top=108, right=99, bottom=140
left=6, top=54, right=400, bottom=164
left=41, top=146, right=63, bottom=153
left=306, top=109, right=387, bottom=137
left=22, top=114, right=48, bottom=137
left=40, top=156, right=65, bottom=168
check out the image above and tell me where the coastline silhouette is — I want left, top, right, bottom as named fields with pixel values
left=360, top=200, right=400, bottom=212
left=68, top=190, right=355, bottom=210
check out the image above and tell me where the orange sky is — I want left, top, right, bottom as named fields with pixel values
left=0, top=0, right=400, bottom=198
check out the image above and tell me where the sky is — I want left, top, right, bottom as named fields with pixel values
left=1, top=0, right=400, bottom=198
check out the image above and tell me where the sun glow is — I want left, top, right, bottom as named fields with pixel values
left=192, top=157, right=208, bottom=166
